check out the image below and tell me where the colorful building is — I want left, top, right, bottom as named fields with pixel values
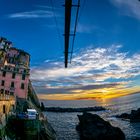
left=0, top=38, right=30, bottom=99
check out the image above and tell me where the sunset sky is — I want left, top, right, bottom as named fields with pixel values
left=0, top=0, right=140, bottom=100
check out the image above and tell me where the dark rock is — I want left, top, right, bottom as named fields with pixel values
left=116, top=108, right=140, bottom=122
left=40, top=116, right=56, bottom=140
left=130, top=108, right=140, bottom=122
left=116, top=113, right=130, bottom=119
left=41, top=102, right=45, bottom=111
left=45, top=106, right=106, bottom=112
left=28, top=81, right=41, bottom=108
left=76, top=112, right=125, bottom=140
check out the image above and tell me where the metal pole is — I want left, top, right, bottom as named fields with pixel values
left=64, top=0, right=72, bottom=68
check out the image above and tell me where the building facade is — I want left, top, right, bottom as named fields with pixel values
left=0, top=45, right=30, bottom=99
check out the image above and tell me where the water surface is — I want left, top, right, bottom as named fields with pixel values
left=42, top=93, right=140, bottom=140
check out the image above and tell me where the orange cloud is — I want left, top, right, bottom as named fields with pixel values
left=37, top=86, right=140, bottom=101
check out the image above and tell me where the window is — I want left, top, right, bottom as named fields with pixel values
left=22, top=74, right=25, bottom=80
left=4, top=66, right=7, bottom=70
left=10, top=58, right=14, bottom=63
left=1, top=89, right=4, bottom=94
left=10, top=92, right=14, bottom=95
left=1, top=80, right=5, bottom=86
left=12, top=73, right=16, bottom=79
left=21, top=83, right=24, bottom=89
left=2, top=71, right=6, bottom=77
left=23, top=69, right=26, bottom=73
left=11, top=82, right=14, bottom=88
left=3, top=105, right=6, bottom=114
left=5, top=90, right=9, bottom=94
left=14, top=68, right=19, bottom=72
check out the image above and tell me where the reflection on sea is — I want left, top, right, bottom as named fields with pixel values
left=43, top=93, right=140, bottom=140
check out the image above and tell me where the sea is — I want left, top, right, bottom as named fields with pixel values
left=42, top=93, right=140, bottom=140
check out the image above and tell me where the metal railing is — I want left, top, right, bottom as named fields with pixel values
left=0, top=95, right=15, bottom=101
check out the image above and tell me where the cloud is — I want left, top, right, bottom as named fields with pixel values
left=7, top=3, right=61, bottom=19
left=34, top=81, right=127, bottom=94
left=31, top=44, right=140, bottom=96
left=110, top=0, right=140, bottom=20
left=76, top=23, right=98, bottom=33
left=8, top=10, right=60, bottom=19
left=35, top=5, right=60, bottom=10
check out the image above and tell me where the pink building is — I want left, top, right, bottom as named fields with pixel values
left=0, top=45, right=30, bottom=99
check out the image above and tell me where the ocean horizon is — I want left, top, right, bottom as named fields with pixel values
left=41, top=93, right=140, bottom=140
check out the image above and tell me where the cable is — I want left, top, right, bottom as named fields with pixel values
left=70, top=0, right=81, bottom=63
left=77, top=0, right=86, bottom=24
left=70, top=0, right=86, bottom=63
left=50, top=0, right=63, bottom=50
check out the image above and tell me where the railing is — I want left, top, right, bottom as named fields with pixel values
left=10, top=87, right=15, bottom=91
left=0, top=95, right=15, bottom=101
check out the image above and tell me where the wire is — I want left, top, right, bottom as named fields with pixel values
left=70, top=0, right=81, bottom=63
left=50, top=0, right=63, bottom=50
left=70, top=0, right=86, bottom=64
left=78, top=0, right=86, bottom=24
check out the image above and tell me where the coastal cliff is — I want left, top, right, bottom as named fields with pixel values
left=5, top=81, right=56, bottom=140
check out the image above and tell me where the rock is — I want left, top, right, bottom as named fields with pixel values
left=116, top=113, right=130, bottom=119
left=40, top=117, right=56, bottom=140
left=76, top=112, right=125, bottom=140
left=28, top=81, right=41, bottom=108
left=130, top=108, right=140, bottom=122
left=40, top=102, right=45, bottom=111
left=45, top=106, right=106, bottom=112
left=116, top=108, right=140, bottom=122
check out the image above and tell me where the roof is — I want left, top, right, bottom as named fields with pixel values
left=9, top=47, right=30, bottom=56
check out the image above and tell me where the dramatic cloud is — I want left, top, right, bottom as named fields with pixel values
left=31, top=44, right=140, bottom=96
left=33, top=82, right=127, bottom=94
left=110, top=0, right=140, bottom=20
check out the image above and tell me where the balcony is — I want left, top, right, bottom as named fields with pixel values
left=10, top=87, right=15, bottom=91
left=0, top=94, right=15, bottom=101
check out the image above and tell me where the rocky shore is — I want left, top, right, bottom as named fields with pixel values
left=43, top=106, right=106, bottom=112
left=116, top=108, right=140, bottom=122
left=76, top=112, right=125, bottom=140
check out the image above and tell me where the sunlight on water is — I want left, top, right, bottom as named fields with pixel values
left=43, top=93, right=140, bottom=140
